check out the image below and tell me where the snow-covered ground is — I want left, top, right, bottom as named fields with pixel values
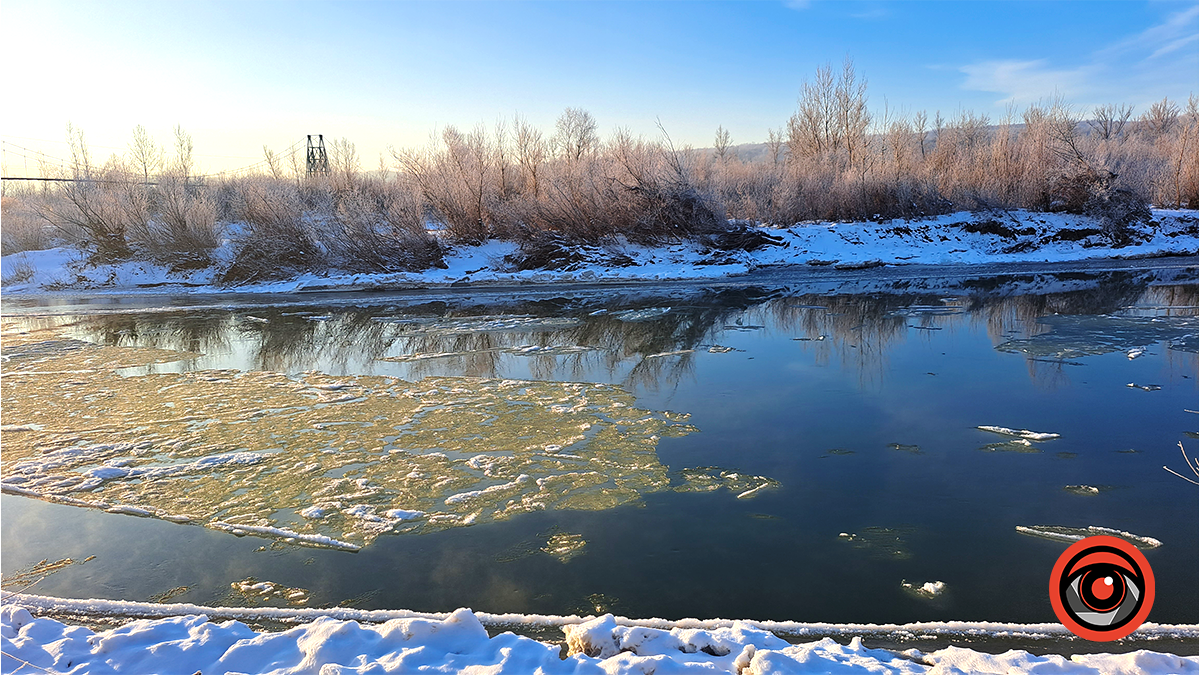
left=2, top=597, right=1197, bottom=674
left=2, top=210, right=1196, bottom=295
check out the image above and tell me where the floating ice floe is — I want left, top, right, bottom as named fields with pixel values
left=672, top=467, right=779, bottom=500
left=838, top=526, right=914, bottom=560
left=612, top=307, right=672, bottom=322
left=976, top=425, right=1060, bottom=441
left=208, top=521, right=361, bottom=551
left=1, top=333, right=711, bottom=550
left=1015, top=525, right=1162, bottom=549
left=1127, top=382, right=1162, bottom=391
left=901, top=580, right=946, bottom=599
left=541, top=532, right=587, bottom=563
left=979, top=439, right=1040, bottom=453
left=994, top=314, right=1196, bottom=360
left=230, top=578, right=310, bottom=606
left=644, top=349, right=695, bottom=358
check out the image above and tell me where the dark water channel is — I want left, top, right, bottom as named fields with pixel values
left=2, top=260, right=1197, bottom=646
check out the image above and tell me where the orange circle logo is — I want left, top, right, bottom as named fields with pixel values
left=1049, top=535, right=1155, bottom=641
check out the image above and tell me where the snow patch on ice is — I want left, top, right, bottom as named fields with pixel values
left=901, top=580, right=947, bottom=599
left=976, top=425, right=1060, bottom=441
left=1015, top=525, right=1162, bottom=549
left=207, top=521, right=361, bottom=551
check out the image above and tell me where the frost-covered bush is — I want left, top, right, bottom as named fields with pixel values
left=221, top=177, right=324, bottom=282
left=325, top=183, right=445, bottom=272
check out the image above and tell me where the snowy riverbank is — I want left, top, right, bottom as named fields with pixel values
left=3, top=597, right=1197, bottom=675
left=2, top=210, right=1196, bottom=296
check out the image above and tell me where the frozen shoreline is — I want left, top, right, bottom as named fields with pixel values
left=2, top=595, right=1197, bottom=674
left=2, top=209, right=1196, bottom=298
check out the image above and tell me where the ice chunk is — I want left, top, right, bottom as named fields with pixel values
left=977, top=425, right=1060, bottom=441
left=1015, top=525, right=1162, bottom=549
left=541, top=533, right=587, bottom=563
left=901, top=580, right=946, bottom=598
left=612, top=307, right=671, bottom=322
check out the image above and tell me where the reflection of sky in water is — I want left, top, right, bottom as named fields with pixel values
left=1, top=265, right=1197, bottom=627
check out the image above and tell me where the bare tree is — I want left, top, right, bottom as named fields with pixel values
left=713, top=125, right=732, bottom=161
left=834, top=56, right=870, bottom=167
left=765, top=127, right=784, bottom=166
left=786, top=57, right=869, bottom=166
left=1167, top=93, right=1199, bottom=208
left=173, top=125, right=194, bottom=181
left=128, top=125, right=163, bottom=183
left=1140, top=97, right=1180, bottom=139
left=913, top=110, right=928, bottom=159
left=263, top=145, right=284, bottom=180
left=1088, top=103, right=1134, bottom=140
left=329, top=137, right=360, bottom=191
left=493, top=118, right=512, bottom=199
left=514, top=115, right=546, bottom=196
left=710, top=124, right=729, bottom=160
left=787, top=62, right=837, bottom=159
left=554, top=107, right=598, bottom=162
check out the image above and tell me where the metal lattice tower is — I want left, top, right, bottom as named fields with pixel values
left=306, top=135, right=329, bottom=176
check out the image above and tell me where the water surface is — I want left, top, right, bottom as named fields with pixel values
left=2, top=259, right=1196, bottom=639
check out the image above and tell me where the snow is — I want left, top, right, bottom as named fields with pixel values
left=1, top=600, right=1196, bottom=675
left=444, top=474, right=532, bottom=505
left=1015, top=525, right=1163, bottom=549
left=976, top=426, right=1061, bottom=441
left=207, top=521, right=362, bottom=551
left=2, top=209, right=1195, bottom=295
left=901, top=581, right=947, bottom=598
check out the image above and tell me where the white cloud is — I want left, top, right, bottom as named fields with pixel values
left=959, top=60, right=1094, bottom=105
left=1099, top=5, right=1200, bottom=61
left=958, top=6, right=1198, bottom=110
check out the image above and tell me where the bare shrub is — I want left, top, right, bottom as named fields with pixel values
left=1139, top=97, right=1181, bottom=140
left=221, top=177, right=323, bottom=282
left=325, top=183, right=445, bottom=272
left=1044, top=169, right=1150, bottom=245
left=38, top=127, right=139, bottom=258
left=1, top=253, right=36, bottom=285
left=394, top=125, right=496, bottom=243
left=1, top=194, right=56, bottom=254
left=139, top=174, right=220, bottom=269
left=1088, top=103, right=1134, bottom=141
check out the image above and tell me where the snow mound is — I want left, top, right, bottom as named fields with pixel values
left=2, top=603, right=1196, bottom=675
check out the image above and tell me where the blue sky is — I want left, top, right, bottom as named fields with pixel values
left=2, top=0, right=1196, bottom=174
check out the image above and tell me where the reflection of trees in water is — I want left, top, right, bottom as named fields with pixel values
left=967, top=273, right=1147, bottom=346
left=54, top=269, right=1196, bottom=388
left=71, top=312, right=233, bottom=357
left=763, top=294, right=922, bottom=388
left=251, top=311, right=398, bottom=373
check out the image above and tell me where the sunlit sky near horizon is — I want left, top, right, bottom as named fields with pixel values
left=1, top=0, right=1196, bottom=176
